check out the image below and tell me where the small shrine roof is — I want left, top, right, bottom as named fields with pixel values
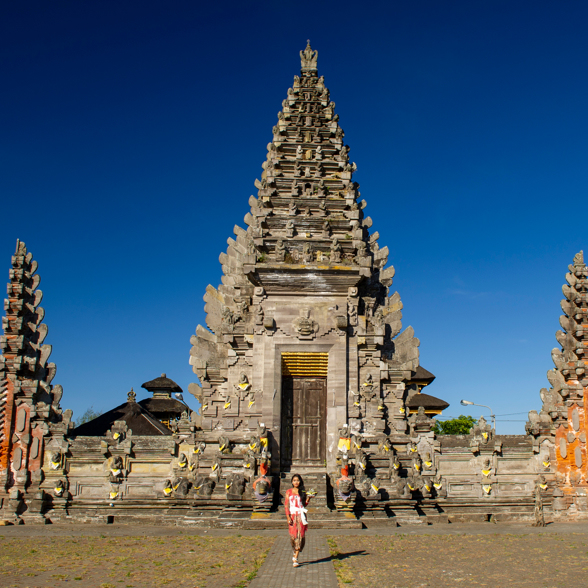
left=138, top=397, right=187, bottom=415
left=406, top=392, right=449, bottom=411
left=409, top=366, right=436, bottom=384
left=141, top=373, right=183, bottom=393
left=72, top=398, right=173, bottom=436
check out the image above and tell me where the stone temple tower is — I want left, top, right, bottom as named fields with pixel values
left=188, top=42, right=422, bottom=476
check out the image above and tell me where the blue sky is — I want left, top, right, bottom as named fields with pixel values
left=1, top=1, right=587, bottom=432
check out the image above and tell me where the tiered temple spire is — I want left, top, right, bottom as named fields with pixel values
left=0, top=240, right=71, bottom=519
left=527, top=251, right=588, bottom=511
left=190, top=42, right=420, bottom=433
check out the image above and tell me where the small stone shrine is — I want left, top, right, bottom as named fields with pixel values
left=0, top=44, right=586, bottom=526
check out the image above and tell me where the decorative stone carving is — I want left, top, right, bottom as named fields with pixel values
left=409, top=406, right=433, bottom=434
left=292, top=308, right=318, bottom=339
left=471, top=416, right=493, bottom=444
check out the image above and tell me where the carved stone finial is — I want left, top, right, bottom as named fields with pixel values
left=127, top=388, right=136, bottom=403
left=573, top=250, right=584, bottom=266
left=300, top=40, right=318, bottom=72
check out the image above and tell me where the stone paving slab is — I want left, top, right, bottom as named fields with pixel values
left=249, top=534, right=339, bottom=588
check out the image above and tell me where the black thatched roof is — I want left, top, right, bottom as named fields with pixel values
left=141, top=373, right=183, bottom=393
left=72, top=401, right=173, bottom=436
left=410, top=366, right=436, bottom=384
left=138, top=397, right=186, bottom=416
left=407, top=392, right=449, bottom=411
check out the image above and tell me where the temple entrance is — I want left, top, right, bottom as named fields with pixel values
left=281, top=377, right=327, bottom=469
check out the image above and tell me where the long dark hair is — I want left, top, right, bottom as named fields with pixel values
left=291, top=473, right=306, bottom=498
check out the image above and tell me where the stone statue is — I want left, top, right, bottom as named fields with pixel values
left=248, top=388, right=262, bottom=409
left=226, top=473, right=246, bottom=498
left=388, top=454, right=401, bottom=479
left=53, top=479, right=65, bottom=497
left=211, top=455, right=222, bottom=480
left=218, top=435, right=231, bottom=454
left=354, top=449, right=368, bottom=482
left=249, top=434, right=261, bottom=453
left=378, top=437, right=392, bottom=454
left=406, top=441, right=418, bottom=455
left=302, top=242, right=314, bottom=263
left=174, top=477, right=190, bottom=497
left=195, top=475, right=215, bottom=497
left=252, top=473, right=272, bottom=506
left=296, top=145, right=303, bottom=159
left=286, top=220, right=295, bottom=238
left=257, top=422, right=269, bottom=449
left=288, top=201, right=298, bottom=216
left=255, top=304, right=264, bottom=326
left=177, top=453, right=188, bottom=469
left=234, top=373, right=251, bottom=400
left=532, top=481, right=546, bottom=527
left=330, top=237, right=342, bottom=263
left=109, top=456, right=124, bottom=483
left=274, top=238, right=287, bottom=261
left=347, top=299, right=358, bottom=326
left=336, top=470, right=354, bottom=503
left=321, top=221, right=331, bottom=239
left=354, top=241, right=367, bottom=264
left=317, top=179, right=326, bottom=197
left=243, top=449, right=257, bottom=479
left=371, top=307, right=385, bottom=329
left=481, top=457, right=492, bottom=478
left=188, top=453, right=199, bottom=473
left=351, top=434, right=362, bottom=453
left=422, top=452, right=433, bottom=470
left=50, top=451, right=61, bottom=470
left=337, top=424, right=351, bottom=453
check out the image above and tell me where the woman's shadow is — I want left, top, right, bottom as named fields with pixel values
left=302, top=550, right=367, bottom=566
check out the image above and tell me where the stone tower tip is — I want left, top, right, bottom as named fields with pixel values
left=300, top=40, right=318, bottom=73
left=14, top=239, right=25, bottom=255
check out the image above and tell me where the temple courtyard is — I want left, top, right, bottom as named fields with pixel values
left=0, top=523, right=587, bottom=588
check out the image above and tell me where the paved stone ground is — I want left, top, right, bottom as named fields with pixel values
left=0, top=533, right=268, bottom=588
left=2, top=523, right=588, bottom=587
left=249, top=534, right=338, bottom=588
left=328, top=531, right=588, bottom=587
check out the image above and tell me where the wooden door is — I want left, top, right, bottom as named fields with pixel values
left=281, top=377, right=326, bottom=467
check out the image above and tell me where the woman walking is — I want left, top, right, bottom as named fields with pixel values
left=285, top=474, right=313, bottom=567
